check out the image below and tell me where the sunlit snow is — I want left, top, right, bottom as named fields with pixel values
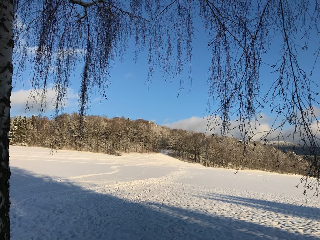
left=10, top=146, right=320, bottom=239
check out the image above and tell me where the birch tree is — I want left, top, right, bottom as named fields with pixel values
left=1, top=0, right=320, bottom=238
left=0, top=1, right=13, bottom=238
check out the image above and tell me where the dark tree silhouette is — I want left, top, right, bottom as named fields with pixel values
left=0, top=0, right=319, bottom=238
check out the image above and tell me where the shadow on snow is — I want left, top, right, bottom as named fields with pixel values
left=10, top=167, right=318, bottom=240
left=202, top=193, right=320, bottom=221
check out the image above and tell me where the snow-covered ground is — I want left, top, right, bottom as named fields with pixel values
left=10, top=146, right=320, bottom=240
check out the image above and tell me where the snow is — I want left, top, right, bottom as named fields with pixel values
left=10, top=146, right=320, bottom=240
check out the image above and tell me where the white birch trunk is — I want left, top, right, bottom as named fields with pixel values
left=0, top=0, right=13, bottom=239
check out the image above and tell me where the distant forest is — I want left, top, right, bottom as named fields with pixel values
left=9, top=113, right=313, bottom=176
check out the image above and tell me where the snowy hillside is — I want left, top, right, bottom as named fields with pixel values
left=10, top=146, right=320, bottom=240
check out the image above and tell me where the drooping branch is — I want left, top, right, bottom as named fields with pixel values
left=69, top=0, right=103, bottom=8
left=205, top=0, right=246, bottom=52
left=69, top=0, right=149, bottom=21
left=152, top=0, right=178, bottom=20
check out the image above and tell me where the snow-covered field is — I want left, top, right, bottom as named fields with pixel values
left=10, top=146, right=320, bottom=240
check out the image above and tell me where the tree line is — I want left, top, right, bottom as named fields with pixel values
left=10, top=113, right=312, bottom=176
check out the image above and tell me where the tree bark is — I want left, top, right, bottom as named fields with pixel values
left=0, top=0, right=13, bottom=239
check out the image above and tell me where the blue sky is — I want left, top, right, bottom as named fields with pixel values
left=11, top=14, right=320, bottom=142
left=11, top=44, right=211, bottom=124
left=11, top=21, right=213, bottom=123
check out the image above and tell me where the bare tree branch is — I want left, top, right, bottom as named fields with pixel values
left=69, top=0, right=103, bottom=8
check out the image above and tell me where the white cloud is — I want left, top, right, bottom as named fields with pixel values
left=309, top=106, right=320, bottom=117
left=11, top=87, right=78, bottom=116
left=280, top=120, right=320, bottom=145
left=164, top=114, right=319, bottom=144
left=164, top=115, right=275, bottom=140
left=164, top=116, right=208, bottom=133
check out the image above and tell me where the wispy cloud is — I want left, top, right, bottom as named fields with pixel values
left=14, top=38, right=86, bottom=59
left=124, top=72, right=133, bottom=78
left=14, top=16, right=85, bottom=59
